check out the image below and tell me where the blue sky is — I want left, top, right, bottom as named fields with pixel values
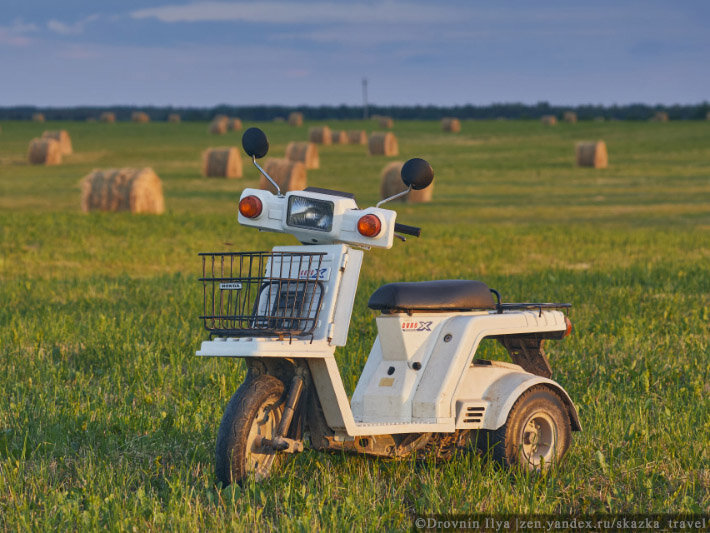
left=1, top=1, right=708, bottom=107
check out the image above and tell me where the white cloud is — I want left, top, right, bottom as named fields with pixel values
left=47, top=14, right=99, bottom=36
left=0, top=20, right=38, bottom=47
left=131, top=1, right=459, bottom=24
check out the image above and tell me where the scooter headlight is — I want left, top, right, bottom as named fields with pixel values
left=287, top=196, right=334, bottom=232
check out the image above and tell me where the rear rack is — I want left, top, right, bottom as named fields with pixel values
left=489, top=289, right=571, bottom=316
left=199, top=251, right=327, bottom=338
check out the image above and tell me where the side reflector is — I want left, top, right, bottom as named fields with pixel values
left=357, top=214, right=382, bottom=237
left=564, top=316, right=572, bottom=337
left=239, top=196, right=263, bottom=218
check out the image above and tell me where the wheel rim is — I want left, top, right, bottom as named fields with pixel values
left=520, top=411, right=557, bottom=467
left=244, top=399, right=281, bottom=480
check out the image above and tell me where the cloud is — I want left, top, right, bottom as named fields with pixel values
left=0, top=20, right=38, bottom=47
left=131, top=1, right=459, bottom=24
left=47, top=14, right=99, bottom=36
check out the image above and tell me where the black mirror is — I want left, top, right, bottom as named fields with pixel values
left=242, top=127, right=269, bottom=159
left=401, top=158, right=433, bottom=190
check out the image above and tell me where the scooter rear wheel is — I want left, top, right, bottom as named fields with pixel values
left=488, top=385, right=571, bottom=470
left=215, top=374, right=285, bottom=486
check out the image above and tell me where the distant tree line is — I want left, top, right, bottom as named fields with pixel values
left=1, top=102, right=708, bottom=121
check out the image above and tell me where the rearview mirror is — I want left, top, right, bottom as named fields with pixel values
left=401, top=158, right=434, bottom=190
left=242, top=127, right=269, bottom=159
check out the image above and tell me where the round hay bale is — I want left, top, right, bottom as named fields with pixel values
left=575, top=141, right=608, bottom=169
left=228, top=118, right=243, bottom=131
left=309, top=126, right=332, bottom=145
left=41, top=130, right=73, bottom=155
left=706, top=111, right=710, bottom=121
left=168, top=113, right=181, bottom=123
left=541, top=115, right=557, bottom=126
left=380, top=161, right=433, bottom=203
left=651, top=111, right=669, bottom=122
left=563, top=111, right=577, bottom=124
left=288, top=112, right=304, bottom=127
left=209, top=116, right=229, bottom=135
left=100, top=112, right=116, bottom=123
left=285, top=142, right=319, bottom=169
left=347, top=130, right=367, bottom=145
left=132, top=111, right=150, bottom=123
left=441, top=117, right=461, bottom=133
left=273, top=117, right=286, bottom=123
left=378, top=116, right=394, bottom=129
left=260, top=158, right=307, bottom=193
left=32, top=113, right=45, bottom=123
left=330, top=130, right=347, bottom=144
left=202, top=147, right=243, bottom=178
left=28, top=138, right=62, bottom=165
left=86, top=117, right=97, bottom=123
left=80, top=168, right=164, bottom=214
left=368, top=132, right=398, bottom=156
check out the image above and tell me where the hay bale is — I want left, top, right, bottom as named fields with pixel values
left=563, top=111, right=577, bottom=124
left=541, top=115, right=557, bottom=126
left=209, top=116, right=229, bottom=135
left=168, top=113, right=181, bottom=123
left=274, top=117, right=286, bottom=123
left=229, top=118, right=243, bottom=131
left=100, top=112, right=116, bottom=123
left=441, top=117, right=461, bottom=133
left=330, top=130, right=347, bottom=144
left=28, top=138, right=62, bottom=165
left=575, top=141, right=608, bottom=169
left=378, top=116, right=394, bottom=128
left=132, top=112, right=150, bottom=123
left=368, top=132, right=398, bottom=156
left=309, top=126, right=332, bottom=145
left=651, top=111, right=669, bottom=122
left=202, top=147, right=243, bottom=178
left=288, top=112, right=304, bottom=127
left=380, top=161, right=433, bottom=203
left=347, top=130, right=367, bottom=145
left=41, top=130, right=73, bottom=155
left=706, top=111, right=710, bottom=121
left=32, top=113, right=45, bottom=123
left=260, top=158, right=306, bottom=193
left=285, top=142, right=319, bottom=169
left=80, top=168, right=164, bottom=214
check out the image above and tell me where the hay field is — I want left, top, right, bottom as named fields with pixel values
left=1, top=119, right=709, bottom=530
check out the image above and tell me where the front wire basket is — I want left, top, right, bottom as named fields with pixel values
left=199, top=251, right=327, bottom=338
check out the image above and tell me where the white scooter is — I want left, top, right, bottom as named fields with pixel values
left=197, top=128, right=580, bottom=486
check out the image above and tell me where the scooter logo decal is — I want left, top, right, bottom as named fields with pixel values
left=297, top=267, right=331, bottom=281
left=401, top=321, right=432, bottom=332
left=219, top=282, right=243, bottom=290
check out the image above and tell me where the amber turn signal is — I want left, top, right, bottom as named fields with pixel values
left=357, top=214, right=382, bottom=237
left=238, top=195, right=263, bottom=218
left=563, top=316, right=573, bottom=337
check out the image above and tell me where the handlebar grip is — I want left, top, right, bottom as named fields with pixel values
left=394, top=223, right=422, bottom=237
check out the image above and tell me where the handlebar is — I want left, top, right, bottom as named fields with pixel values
left=394, top=222, right=422, bottom=238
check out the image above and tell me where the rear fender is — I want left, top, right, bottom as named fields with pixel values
left=453, top=362, right=581, bottom=431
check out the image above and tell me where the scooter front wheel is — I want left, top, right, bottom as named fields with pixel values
left=489, top=385, right=571, bottom=470
left=215, top=374, right=285, bottom=486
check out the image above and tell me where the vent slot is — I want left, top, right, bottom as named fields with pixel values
left=463, top=406, right=485, bottom=423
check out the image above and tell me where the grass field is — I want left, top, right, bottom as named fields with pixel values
left=1, top=118, right=709, bottom=530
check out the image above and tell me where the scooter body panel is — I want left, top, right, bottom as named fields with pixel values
left=351, top=309, right=572, bottom=429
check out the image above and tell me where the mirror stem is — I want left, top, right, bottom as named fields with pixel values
left=253, top=155, right=282, bottom=196
left=376, top=186, right=411, bottom=208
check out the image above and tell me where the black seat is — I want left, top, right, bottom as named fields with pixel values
left=368, top=279, right=496, bottom=313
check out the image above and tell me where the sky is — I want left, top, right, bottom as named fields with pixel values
left=1, top=0, right=709, bottom=107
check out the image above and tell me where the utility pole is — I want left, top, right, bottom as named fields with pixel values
left=362, top=77, right=369, bottom=119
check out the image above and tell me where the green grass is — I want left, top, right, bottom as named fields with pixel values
left=1, top=118, right=709, bottom=530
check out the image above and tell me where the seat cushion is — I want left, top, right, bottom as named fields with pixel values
left=368, top=279, right=495, bottom=313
